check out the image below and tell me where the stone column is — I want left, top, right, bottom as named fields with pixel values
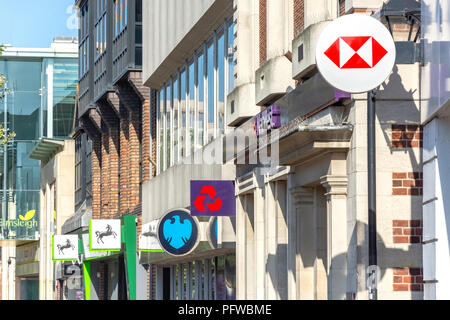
left=265, top=181, right=277, bottom=299
left=254, top=181, right=265, bottom=300
left=286, top=174, right=296, bottom=300
left=290, top=186, right=316, bottom=300
left=235, top=195, right=247, bottom=299
left=320, top=175, right=348, bottom=300
left=275, top=180, right=288, bottom=299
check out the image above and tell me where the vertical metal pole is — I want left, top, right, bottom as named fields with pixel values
left=368, top=89, right=377, bottom=300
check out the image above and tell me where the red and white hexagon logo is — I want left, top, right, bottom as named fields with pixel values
left=316, top=14, right=396, bottom=93
left=324, top=36, right=388, bottom=69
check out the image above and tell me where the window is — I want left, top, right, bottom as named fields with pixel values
left=95, top=0, right=107, bottom=58
left=165, top=84, right=172, bottom=169
left=114, top=0, right=127, bottom=37
left=155, top=16, right=235, bottom=174
left=217, top=32, right=225, bottom=136
left=180, top=69, right=187, bottom=159
left=227, top=21, right=236, bottom=94
left=206, top=41, right=215, bottom=143
left=158, top=90, right=165, bottom=174
left=79, top=2, right=89, bottom=76
left=188, top=61, right=195, bottom=156
left=173, top=77, right=179, bottom=164
left=197, top=53, right=205, bottom=149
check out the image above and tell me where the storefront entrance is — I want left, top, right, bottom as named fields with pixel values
left=18, top=277, right=39, bottom=300
left=157, top=253, right=236, bottom=300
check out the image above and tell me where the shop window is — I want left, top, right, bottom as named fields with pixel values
left=197, top=54, right=205, bottom=150
left=188, top=61, right=195, bottom=156
left=217, top=32, right=225, bottom=136
left=180, top=70, right=187, bottom=160
left=173, top=77, right=179, bottom=165
left=206, top=41, right=215, bottom=143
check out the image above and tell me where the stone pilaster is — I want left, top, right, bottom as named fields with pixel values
left=320, top=175, right=348, bottom=300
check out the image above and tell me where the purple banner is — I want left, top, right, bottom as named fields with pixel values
left=190, top=180, right=236, bottom=217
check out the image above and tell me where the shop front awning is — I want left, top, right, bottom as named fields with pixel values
left=29, top=138, right=65, bottom=163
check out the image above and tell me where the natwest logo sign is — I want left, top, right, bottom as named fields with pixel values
left=194, top=185, right=223, bottom=211
left=191, top=180, right=236, bottom=217
left=316, top=14, right=396, bottom=93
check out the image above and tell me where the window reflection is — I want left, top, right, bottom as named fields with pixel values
left=165, top=85, right=171, bottom=169
left=180, top=70, right=186, bottom=160
left=218, top=33, right=225, bottom=136
left=227, top=22, right=236, bottom=94
left=173, top=77, right=179, bottom=164
left=155, top=17, right=235, bottom=174
left=197, top=54, right=205, bottom=149
left=207, top=42, right=215, bottom=143
left=188, top=62, right=195, bottom=156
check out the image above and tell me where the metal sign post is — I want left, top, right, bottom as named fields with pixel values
left=367, top=89, right=377, bottom=300
left=316, top=14, right=397, bottom=300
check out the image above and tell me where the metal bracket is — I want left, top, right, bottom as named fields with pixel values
left=395, top=41, right=424, bottom=64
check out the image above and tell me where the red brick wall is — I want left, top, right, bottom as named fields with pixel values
left=109, top=125, right=120, bottom=216
left=150, top=90, right=157, bottom=178
left=92, top=136, right=102, bottom=219
left=393, top=220, right=422, bottom=244
left=294, top=0, right=305, bottom=38
left=393, top=268, right=423, bottom=291
left=120, top=106, right=130, bottom=216
left=259, top=0, right=267, bottom=66
left=392, top=172, right=423, bottom=196
left=339, top=0, right=345, bottom=16
left=142, top=99, right=151, bottom=182
left=129, top=106, right=141, bottom=213
left=101, top=123, right=110, bottom=217
left=392, top=124, right=423, bottom=149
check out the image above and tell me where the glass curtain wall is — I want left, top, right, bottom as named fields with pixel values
left=0, top=56, right=77, bottom=240
left=156, top=17, right=235, bottom=174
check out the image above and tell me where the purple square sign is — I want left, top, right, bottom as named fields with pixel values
left=190, top=180, right=236, bottom=216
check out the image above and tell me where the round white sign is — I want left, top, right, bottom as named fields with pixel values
left=315, top=14, right=396, bottom=93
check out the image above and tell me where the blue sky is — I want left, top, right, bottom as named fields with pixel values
left=0, top=0, right=78, bottom=48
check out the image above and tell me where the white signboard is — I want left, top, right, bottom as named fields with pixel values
left=316, top=14, right=396, bottom=93
left=82, top=233, right=109, bottom=259
left=89, top=219, right=121, bottom=251
left=139, top=220, right=164, bottom=252
left=53, top=235, right=79, bottom=261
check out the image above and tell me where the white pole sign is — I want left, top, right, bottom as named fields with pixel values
left=53, top=235, right=79, bottom=261
left=89, top=219, right=121, bottom=251
left=316, top=14, right=396, bottom=93
left=139, top=220, right=164, bottom=252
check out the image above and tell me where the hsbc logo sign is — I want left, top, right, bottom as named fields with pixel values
left=324, top=36, right=388, bottom=69
left=316, top=14, right=396, bottom=93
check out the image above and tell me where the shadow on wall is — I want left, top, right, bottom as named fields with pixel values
left=265, top=220, right=419, bottom=299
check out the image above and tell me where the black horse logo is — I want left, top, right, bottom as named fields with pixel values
left=95, top=224, right=117, bottom=244
left=57, top=239, right=75, bottom=255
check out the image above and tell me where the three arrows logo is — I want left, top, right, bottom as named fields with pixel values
left=194, top=185, right=223, bottom=212
left=324, top=36, right=388, bottom=69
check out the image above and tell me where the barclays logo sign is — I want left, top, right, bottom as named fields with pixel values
left=157, top=209, right=199, bottom=256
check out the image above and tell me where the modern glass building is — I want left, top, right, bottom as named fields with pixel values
left=0, top=39, right=78, bottom=241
